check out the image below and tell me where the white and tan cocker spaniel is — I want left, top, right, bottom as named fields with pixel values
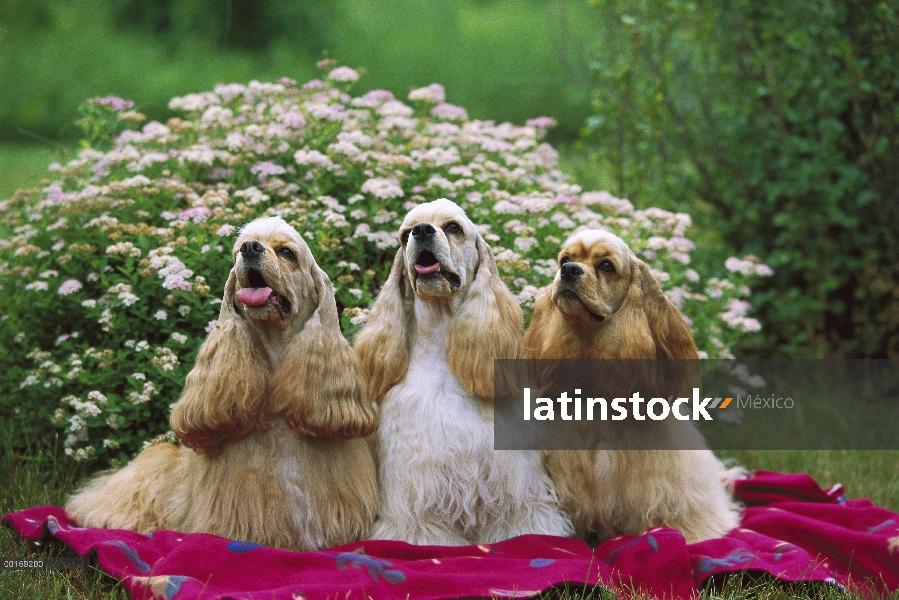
left=524, top=229, right=742, bottom=544
left=354, top=198, right=573, bottom=545
left=66, top=216, right=378, bottom=551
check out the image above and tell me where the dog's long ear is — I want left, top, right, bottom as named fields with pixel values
left=353, top=247, right=413, bottom=404
left=523, top=291, right=552, bottom=359
left=271, top=262, right=377, bottom=438
left=635, top=258, right=699, bottom=360
left=524, top=291, right=579, bottom=360
left=597, top=255, right=660, bottom=359
left=609, top=257, right=700, bottom=400
left=170, top=268, right=269, bottom=455
left=447, top=234, right=523, bottom=400
left=523, top=252, right=699, bottom=401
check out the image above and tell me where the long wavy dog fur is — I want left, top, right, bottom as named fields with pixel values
left=66, top=216, right=378, bottom=551
left=354, top=199, right=573, bottom=545
left=524, top=229, right=743, bottom=544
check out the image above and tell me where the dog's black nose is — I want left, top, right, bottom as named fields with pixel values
left=411, top=223, right=437, bottom=239
left=560, top=263, right=583, bottom=282
left=240, top=240, right=265, bottom=258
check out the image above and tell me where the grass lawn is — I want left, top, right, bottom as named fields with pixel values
left=0, top=143, right=71, bottom=201
left=1, top=427, right=128, bottom=598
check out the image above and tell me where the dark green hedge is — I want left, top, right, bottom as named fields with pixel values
left=582, top=0, right=899, bottom=357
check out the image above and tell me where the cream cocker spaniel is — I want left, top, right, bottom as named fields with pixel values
left=354, top=198, right=573, bottom=545
left=66, top=216, right=378, bottom=551
left=524, top=229, right=742, bottom=544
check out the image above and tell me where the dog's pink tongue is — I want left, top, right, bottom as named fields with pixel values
left=415, top=263, right=440, bottom=274
left=236, top=287, right=273, bottom=307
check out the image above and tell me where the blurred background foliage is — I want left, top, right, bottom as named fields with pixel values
left=0, top=0, right=592, bottom=143
left=576, top=0, right=899, bottom=359
left=1, top=0, right=897, bottom=359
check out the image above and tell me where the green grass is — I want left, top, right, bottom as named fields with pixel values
left=544, top=576, right=892, bottom=600
left=0, top=143, right=70, bottom=201
left=0, top=424, right=127, bottom=599
left=721, top=450, right=899, bottom=510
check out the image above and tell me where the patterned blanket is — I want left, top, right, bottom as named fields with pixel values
left=4, top=471, right=899, bottom=599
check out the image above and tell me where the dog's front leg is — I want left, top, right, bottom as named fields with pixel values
left=369, top=514, right=469, bottom=546
left=477, top=450, right=574, bottom=543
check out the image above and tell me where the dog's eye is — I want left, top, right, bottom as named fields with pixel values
left=597, top=260, right=615, bottom=273
left=443, top=222, right=462, bottom=235
left=560, top=257, right=570, bottom=266
left=401, top=230, right=411, bottom=245
left=277, top=247, right=296, bottom=261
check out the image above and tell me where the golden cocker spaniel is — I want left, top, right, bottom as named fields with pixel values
left=66, top=216, right=378, bottom=551
left=524, top=229, right=742, bottom=544
left=354, top=198, right=573, bottom=545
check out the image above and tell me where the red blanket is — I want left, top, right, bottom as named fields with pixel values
left=4, top=471, right=898, bottom=599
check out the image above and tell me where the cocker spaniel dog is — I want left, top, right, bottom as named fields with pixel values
left=66, top=216, right=378, bottom=551
left=354, top=198, right=573, bottom=545
left=524, top=229, right=742, bottom=544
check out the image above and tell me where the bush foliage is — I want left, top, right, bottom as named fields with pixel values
left=0, top=0, right=591, bottom=143
left=0, top=66, right=767, bottom=465
left=581, top=0, right=899, bottom=358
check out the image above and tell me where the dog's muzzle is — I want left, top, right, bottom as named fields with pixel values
left=410, top=241, right=461, bottom=289
left=554, top=287, right=605, bottom=324
left=560, top=263, right=583, bottom=282
left=235, top=267, right=292, bottom=315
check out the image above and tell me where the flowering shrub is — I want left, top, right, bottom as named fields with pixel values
left=0, top=64, right=770, bottom=465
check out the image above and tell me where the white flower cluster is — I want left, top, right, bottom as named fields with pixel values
left=128, top=380, right=159, bottom=404
left=106, top=242, right=142, bottom=258
left=151, top=347, right=179, bottom=371
left=147, top=247, right=194, bottom=290
left=108, top=283, right=139, bottom=306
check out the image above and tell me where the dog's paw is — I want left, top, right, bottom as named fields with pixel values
left=721, top=466, right=751, bottom=495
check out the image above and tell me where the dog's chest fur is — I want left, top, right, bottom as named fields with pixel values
left=377, top=302, right=502, bottom=534
left=171, top=422, right=375, bottom=550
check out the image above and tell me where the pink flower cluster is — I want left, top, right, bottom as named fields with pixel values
left=89, top=96, right=135, bottom=111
